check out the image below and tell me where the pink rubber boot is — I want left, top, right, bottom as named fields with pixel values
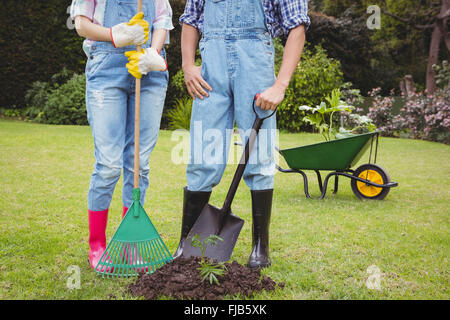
left=122, top=206, right=129, bottom=219
left=88, top=209, right=109, bottom=271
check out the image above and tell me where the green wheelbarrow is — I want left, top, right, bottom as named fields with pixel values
left=276, top=132, right=398, bottom=200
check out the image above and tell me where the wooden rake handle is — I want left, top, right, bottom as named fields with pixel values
left=134, top=0, right=144, bottom=189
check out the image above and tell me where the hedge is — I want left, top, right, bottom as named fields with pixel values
left=0, top=0, right=85, bottom=109
left=0, top=0, right=187, bottom=111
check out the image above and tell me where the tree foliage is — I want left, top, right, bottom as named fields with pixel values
left=276, top=42, right=344, bottom=132
left=0, top=0, right=85, bottom=109
left=309, top=0, right=448, bottom=95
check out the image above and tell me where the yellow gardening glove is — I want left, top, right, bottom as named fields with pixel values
left=125, top=49, right=145, bottom=78
left=125, top=48, right=168, bottom=79
left=110, top=12, right=149, bottom=48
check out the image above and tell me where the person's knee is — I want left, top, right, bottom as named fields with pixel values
left=243, top=163, right=275, bottom=190
left=95, top=162, right=122, bottom=181
left=187, top=163, right=225, bottom=192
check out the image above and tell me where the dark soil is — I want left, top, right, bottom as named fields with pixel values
left=129, top=257, right=284, bottom=300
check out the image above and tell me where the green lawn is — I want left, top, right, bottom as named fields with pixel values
left=0, top=119, right=448, bottom=300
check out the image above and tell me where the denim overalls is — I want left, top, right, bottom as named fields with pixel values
left=186, top=0, right=277, bottom=192
left=86, top=0, right=168, bottom=211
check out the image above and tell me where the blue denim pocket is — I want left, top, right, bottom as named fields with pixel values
left=231, top=0, right=256, bottom=28
left=117, top=0, right=151, bottom=20
left=204, top=0, right=226, bottom=29
left=86, top=53, right=111, bottom=80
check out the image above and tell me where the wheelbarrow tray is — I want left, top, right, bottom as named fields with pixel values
left=279, top=132, right=377, bottom=171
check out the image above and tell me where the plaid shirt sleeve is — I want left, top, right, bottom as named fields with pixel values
left=70, top=0, right=96, bottom=21
left=278, top=0, right=310, bottom=34
left=179, top=0, right=205, bottom=30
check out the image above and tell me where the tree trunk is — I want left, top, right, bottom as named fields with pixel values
left=437, top=0, right=450, bottom=51
left=426, top=0, right=448, bottom=94
left=400, top=75, right=416, bottom=98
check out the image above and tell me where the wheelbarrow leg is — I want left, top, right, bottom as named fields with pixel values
left=296, top=169, right=312, bottom=199
left=276, top=165, right=312, bottom=199
left=333, top=175, right=339, bottom=194
left=319, top=172, right=338, bottom=200
left=314, top=170, right=323, bottom=193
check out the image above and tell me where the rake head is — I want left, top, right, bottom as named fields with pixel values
left=95, top=189, right=172, bottom=277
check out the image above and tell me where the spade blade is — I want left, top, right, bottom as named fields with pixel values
left=181, top=204, right=244, bottom=262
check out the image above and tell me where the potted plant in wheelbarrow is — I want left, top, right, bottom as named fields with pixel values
left=276, top=89, right=398, bottom=200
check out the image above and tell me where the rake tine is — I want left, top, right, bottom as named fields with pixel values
left=153, top=239, right=165, bottom=267
left=112, top=242, right=119, bottom=277
left=129, top=242, right=135, bottom=276
left=148, top=240, right=158, bottom=271
left=156, top=238, right=170, bottom=263
left=159, top=237, right=171, bottom=257
left=134, top=243, right=139, bottom=275
left=141, top=241, right=150, bottom=272
left=119, top=242, right=128, bottom=277
left=113, top=241, right=123, bottom=277
left=136, top=242, right=142, bottom=271
left=155, top=238, right=168, bottom=266
left=103, top=241, right=114, bottom=277
left=138, top=242, right=144, bottom=270
left=145, top=242, right=156, bottom=272
left=140, top=241, right=150, bottom=273
left=150, top=240, right=161, bottom=268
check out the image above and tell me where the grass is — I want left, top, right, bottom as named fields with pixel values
left=0, top=119, right=448, bottom=300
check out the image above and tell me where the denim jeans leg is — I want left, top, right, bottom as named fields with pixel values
left=122, top=72, right=167, bottom=207
left=86, top=84, right=127, bottom=211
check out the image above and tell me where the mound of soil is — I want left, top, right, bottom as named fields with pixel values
left=129, top=257, right=284, bottom=300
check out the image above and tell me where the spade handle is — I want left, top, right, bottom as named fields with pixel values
left=221, top=95, right=276, bottom=213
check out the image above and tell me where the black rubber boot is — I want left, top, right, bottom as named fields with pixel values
left=247, top=189, right=273, bottom=269
left=173, top=186, right=211, bottom=259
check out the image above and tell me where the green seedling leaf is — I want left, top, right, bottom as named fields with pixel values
left=191, top=234, right=227, bottom=286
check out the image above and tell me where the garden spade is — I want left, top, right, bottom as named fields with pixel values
left=95, top=0, right=172, bottom=277
left=181, top=95, right=276, bottom=262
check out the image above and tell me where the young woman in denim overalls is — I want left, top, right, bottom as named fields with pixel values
left=71, top=0, right=172, bottom=270
left=175, top=0, right=309, bottom=268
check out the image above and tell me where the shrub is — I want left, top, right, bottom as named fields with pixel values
left=367, top=86, right=450, bottom=144
left=366, top=88, right=401, bottom=137
left=162, top=0, right=201, bottom=127
left=42, top=74, right=87, bottom=125
left=26, top=71, right=87, bottom=125
left=276, top=42, right=344, bottom=132
left=25, top=68, right=75, bottom=120
left=403, top=88, right=450, bottom=144
left=1, top=108, right=25, bottom=119
left=169, top=65, right=191, bottom=102
left=433, top=60, right=450, bottom=89
left=166, top=96, right=193, bottom=130
left=340, top=81, right=365, bottom=107
left=0, top=0, right=85, bottom=109
left=24, top=81, right=52, bottom=114
left=164, top=56, right=201, bottom=128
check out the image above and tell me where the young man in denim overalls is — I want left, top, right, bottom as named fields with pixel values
left=174, top=0, right=310, bottom=268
